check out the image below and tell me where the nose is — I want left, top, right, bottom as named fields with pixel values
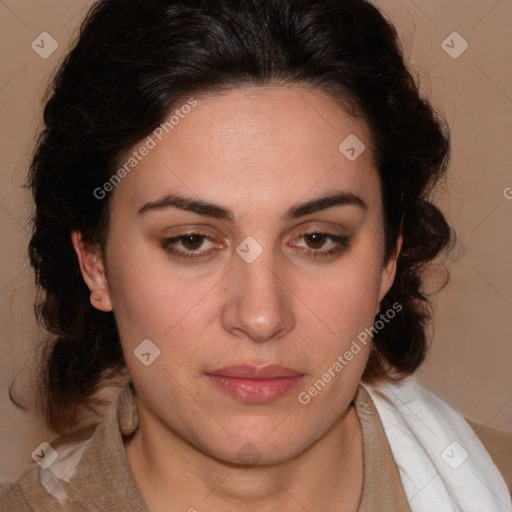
left=221, top=246, right=296, bottom=343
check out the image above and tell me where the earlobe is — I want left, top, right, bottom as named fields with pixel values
left=70, top=230, right=113, bottom=312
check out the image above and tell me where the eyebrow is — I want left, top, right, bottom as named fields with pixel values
left=138, top=190, right=368, bottom=221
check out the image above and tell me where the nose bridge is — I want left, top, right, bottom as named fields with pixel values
left=222, top=236, right=295, bottom=342
left=242, top=251, right=280, bottom=302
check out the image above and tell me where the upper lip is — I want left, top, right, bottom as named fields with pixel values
left=207, top=364, right=304, bottom=379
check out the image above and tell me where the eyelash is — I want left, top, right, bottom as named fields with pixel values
left=160, top=231, right=351, bottom=262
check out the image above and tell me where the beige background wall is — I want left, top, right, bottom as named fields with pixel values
left=0, top=0, right=511, bottom=481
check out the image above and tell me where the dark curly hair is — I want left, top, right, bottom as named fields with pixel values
left=23, top=0, right=453, bottom=434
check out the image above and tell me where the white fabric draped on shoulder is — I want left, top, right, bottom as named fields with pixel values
left=363, top=376, right=512, bottom=512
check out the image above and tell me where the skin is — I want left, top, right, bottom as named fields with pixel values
left=72, top=85, right=402, bottom=512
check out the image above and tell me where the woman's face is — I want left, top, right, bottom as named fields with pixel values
left=77, top=86, right=400, bottom=465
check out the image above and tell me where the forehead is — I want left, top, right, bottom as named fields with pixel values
left=111, top=86, right=380, bottom=215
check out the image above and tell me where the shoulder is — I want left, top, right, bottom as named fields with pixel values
left=0, top=463, right=46, bottom=510
left=0, top=479, right=27, bottom=508
left=0, top=383, right=138, bottom=512
left=465, top=417, right=512, bottom=496
left=0, top=423, right=98, bottom=511
left=361, top=376, right=512, bottom=507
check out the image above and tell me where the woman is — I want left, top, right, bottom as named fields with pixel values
left=1, top=0, right=510, bottom=510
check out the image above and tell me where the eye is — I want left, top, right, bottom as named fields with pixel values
left=161, top=232, right=219, bottom=261
left=291, top=231, right=351, bottom=260
left=161, top=230, right=351, bottom=263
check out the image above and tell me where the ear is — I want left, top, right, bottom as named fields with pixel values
left=71, top=230, right=113, bottom=312
left=376, top=224, right=404, bottom=314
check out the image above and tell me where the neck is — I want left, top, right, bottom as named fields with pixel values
left=125, top=396, right=363, bottom=512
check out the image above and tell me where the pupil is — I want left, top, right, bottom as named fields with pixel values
left=307, top=233, right=324, bottom=248
left=183, top=235, right=202, bottom=250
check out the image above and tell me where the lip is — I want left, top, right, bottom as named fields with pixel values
left=205, top=364, right=305, bottom=404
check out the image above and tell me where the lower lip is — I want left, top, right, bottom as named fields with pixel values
left=206, top=375, right=304, bottom=404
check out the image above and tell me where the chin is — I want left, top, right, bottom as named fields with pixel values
left=196, top=419, right=312, bottom=467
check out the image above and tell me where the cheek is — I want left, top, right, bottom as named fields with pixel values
left=292, top=243, right=384, bottom=381
left=306, top=253, right=383, bottom=334
left=106, top=246, right=219, bottom=363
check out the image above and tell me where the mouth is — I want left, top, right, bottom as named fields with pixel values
left=205, top=364, right=305, bottom=404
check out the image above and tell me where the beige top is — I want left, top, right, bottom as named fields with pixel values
left=0, top=381, right=412, bottom=511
